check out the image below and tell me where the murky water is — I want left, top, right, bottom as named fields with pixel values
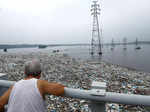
left=0, top=44, right=150, bottom=72
left=57, top=44, right=150, bottom=73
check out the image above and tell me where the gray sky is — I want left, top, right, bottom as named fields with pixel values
left=0, top=0, right=150, bottom=44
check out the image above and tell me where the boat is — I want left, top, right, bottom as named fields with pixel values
left=111, top=47, right=114, bottom=51
left=98, top=52, right=102, bottom=55
left=3, top=48, right=7, bottom=52
left=123, top=47, right=127, bottom=50
left=38, top=45, right=47, bottom=49
left=135, top=46, right=141, bottom=50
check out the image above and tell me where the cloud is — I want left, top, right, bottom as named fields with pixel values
left=0, top=0, right=150, bottom=44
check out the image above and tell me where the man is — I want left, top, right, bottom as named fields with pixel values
left=0, top=59, right=65, bottom=112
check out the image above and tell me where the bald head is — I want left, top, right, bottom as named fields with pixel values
left=24, top=59, right=42, bottom=77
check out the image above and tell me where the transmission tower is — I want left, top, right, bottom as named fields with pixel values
left=90, top=0, right=102, bottom=55
left=123, top=37, right=127, bottom=50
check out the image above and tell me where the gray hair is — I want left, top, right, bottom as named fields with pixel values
left=24, top=59, right=42, bottom=77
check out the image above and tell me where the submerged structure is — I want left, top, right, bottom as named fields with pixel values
left=90, top=0, right=102, bottom=55
left=111, top=38, right=115, bottom=50
left=135, top=38, right=141, bottom=50
left=123, top=37, right=127, bottom=50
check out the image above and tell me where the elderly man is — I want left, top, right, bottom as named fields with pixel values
left=0, top=59, right=65, bottom=112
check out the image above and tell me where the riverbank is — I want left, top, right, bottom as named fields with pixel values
left=0, top=51, right=150, bottom=111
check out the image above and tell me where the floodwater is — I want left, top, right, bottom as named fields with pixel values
left=61, top=44, right=150, bottom=73
left=0, top=44, right=150, bottom=73
left=0, top=44, right=150, bottom=95
left=50, top=44, right=150, bottom=73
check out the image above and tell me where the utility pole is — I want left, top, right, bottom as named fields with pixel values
left=111, top=38, right=115, bottom=50
left=123, top=37, right=127, bottom=50
left=90, top=0, right=102, bottom=55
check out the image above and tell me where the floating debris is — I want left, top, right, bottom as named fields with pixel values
left=0, top=51, right=150, bottom=112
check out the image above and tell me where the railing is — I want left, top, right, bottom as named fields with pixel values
left=0, top=80, right=150, bottom=112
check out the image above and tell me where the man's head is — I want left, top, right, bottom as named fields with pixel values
left=24, top=59, right=42, bottom=78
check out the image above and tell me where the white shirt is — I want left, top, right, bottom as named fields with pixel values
left=7, top=78, right=46, bottom=112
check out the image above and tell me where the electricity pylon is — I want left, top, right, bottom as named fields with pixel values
left=90, top=0, right=102, bottom=55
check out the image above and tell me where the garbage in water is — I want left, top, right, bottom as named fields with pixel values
left=0, top=51, right=150, bottom=112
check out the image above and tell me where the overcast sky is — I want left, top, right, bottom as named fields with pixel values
left=0, top=0, right=150, bottom=44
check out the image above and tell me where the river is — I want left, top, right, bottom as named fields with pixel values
left=0, top=44, right=150, bottom=73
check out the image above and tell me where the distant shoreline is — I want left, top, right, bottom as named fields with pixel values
left=0, top=44, right=37, bottom=49
left=1, top=41, right=150, bottom=49
left=0, top=44, right=89, bottom=49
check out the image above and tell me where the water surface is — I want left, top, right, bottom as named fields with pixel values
left=0, top=44, right=150, bottom=73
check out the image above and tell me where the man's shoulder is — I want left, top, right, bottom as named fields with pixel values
left=37, top=80, right=49, bottom=89
left=37, top=80, right=47, bottom=96
left=37, top=79, right=48, bottom=85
